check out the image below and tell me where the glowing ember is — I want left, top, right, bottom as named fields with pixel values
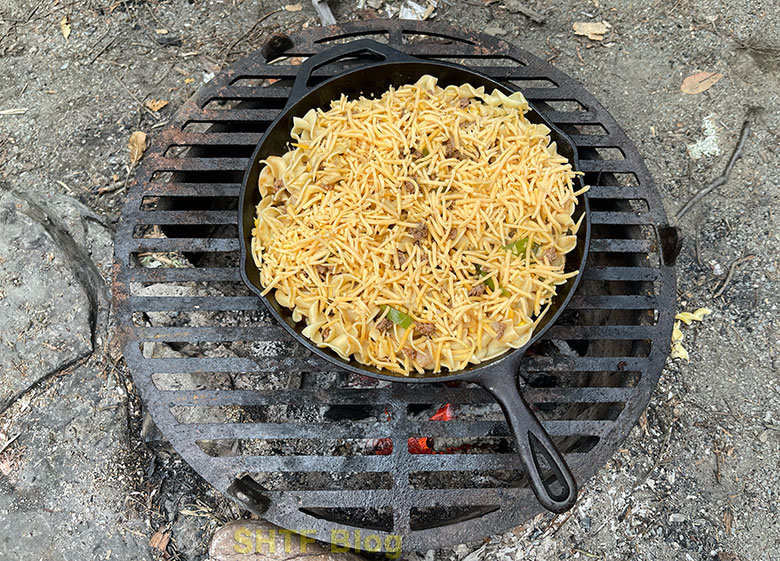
left=430, top=403, right=454, bottom=422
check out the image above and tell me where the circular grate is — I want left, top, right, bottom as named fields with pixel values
left=114, top=20, right=676, bottom=551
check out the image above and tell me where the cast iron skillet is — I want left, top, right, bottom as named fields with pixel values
left=239, top=39, right=591, bottom=513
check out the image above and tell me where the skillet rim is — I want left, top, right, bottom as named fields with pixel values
left=238, top=58, right=591, bottom=384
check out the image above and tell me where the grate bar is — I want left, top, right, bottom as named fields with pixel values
left=206, top=86, right=292, bottom=101
left=568, top=295, right=657, bottom=309
left=179, top=419, right=608, bottom=440
left=144, top=156, right=250, bottom=172
left=206, top=453, right=547, bottom=472
left=589, top=239, right=652, bottom=253
left=234, top=64, right=553, bottom=82
left=158, top=131, right=265, bottom=146
left=590, top=211, right=660, bottom=225
left=272, top=488, right=525, bottom=508
left=132, top=292, right=657, bottom=313
left=138, top=325, right=656, bottom=343
left=140, top=356, right=327, bottom=373
left=130, top=296, right=261, bottom=312
left=547, top=325, right=656, bottom=340
left=140, top=182, right=241, bottom=197
left=577, top=160, right=637, bottom=173
left=543, top=110, right=599, bottom=124
left=136, top=210, right=237, bottom=225
left=586, top=186, right=647, bottom=199
left=127, top=267, right=242, bottom=282
left=162, top=386, right=636, bottom=407
left=581, top=266, right=659, bottom=281
left=132, top=238, right=240, bottom=252
left=568, top=135, right=619, bottom=147
left=185, top=108, right=279, bottom=122
left=520, top=356, right=649, bottom=371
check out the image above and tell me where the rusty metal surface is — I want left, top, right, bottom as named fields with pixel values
left=113, top=20, right=676, bottom=551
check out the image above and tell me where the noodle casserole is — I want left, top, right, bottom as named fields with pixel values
left=251, top=75, right=586, bottom=374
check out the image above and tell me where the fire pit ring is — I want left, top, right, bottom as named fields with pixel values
left=114, top=20, right=677, bottom=552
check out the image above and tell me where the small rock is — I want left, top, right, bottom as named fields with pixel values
left=757, top=429, right=769, bottom=443
left=0, top=191, right=109, bottom=406
left=484, top=26, right=507, bottom=36
left=669, top=513, right=686, bottom=523
left=0, top=364, right=154, bottom=559
left=156, top=33, right=182, bottom=47
left=209, top=519, right=367, bottom=560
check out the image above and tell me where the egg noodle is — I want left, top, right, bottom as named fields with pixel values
left=251, top=75, right=586, bottom=374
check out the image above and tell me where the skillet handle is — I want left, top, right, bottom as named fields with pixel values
left=288, top=39, right=420, bottom=108
left=476, top=358, right=578, bottom=513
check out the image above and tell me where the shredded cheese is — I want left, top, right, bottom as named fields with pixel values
left=251, top=75, right=585, bottom=374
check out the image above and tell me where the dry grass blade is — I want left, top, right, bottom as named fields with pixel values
left=0, top=108, right=28, bottom=115
left=0, top=433, right=21, bottom=455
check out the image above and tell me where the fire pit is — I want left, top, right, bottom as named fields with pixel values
left=114, top=20, right=677, bottom=552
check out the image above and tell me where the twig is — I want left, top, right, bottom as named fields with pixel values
left=504, top=0, right=546, bottom=23
left=0, top=0, right=45, bottom=46
left=221, top=9, right=283, bottom=60
left=0, top=433, right=21, bottom=455
left=713, top=255, right=754, bottom=298
left=144, top=2, right=169, bottom=30
left=113, top=75, right=158, bottom=119
left=572, top=549, right=601, bottom=559
left=89, top=35, right=117, bottom=64
left=676, top=117, right=752, bottom=221
left=694, top=224, right=703, bottom=267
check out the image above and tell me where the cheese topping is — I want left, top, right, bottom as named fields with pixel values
left=251, top=75, right=585, bottom=374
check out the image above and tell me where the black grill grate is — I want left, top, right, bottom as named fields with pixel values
left=114, top=20, right=676, bottom=551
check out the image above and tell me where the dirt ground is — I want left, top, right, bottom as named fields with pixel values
left=1, top=0, right=779, bottom=560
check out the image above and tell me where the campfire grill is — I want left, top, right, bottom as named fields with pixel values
left=114, top=20, right=677, bottom=551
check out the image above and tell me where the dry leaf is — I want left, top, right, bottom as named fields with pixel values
left=128, top=131, right=148, bottom=164
left=284, top=3, right=303, bottom=11
left=155, top=28, right=169, bottom=35
left=184, top=77, right=195, bottom=84
left=724, top=507, right=734, bottom=534
left=572, top=21, right=611, bottom=41
left=60, top=15, right=71, bottom=40
left=681, top=72, right=723, bottom=94
left=149, top=530, right=170, bottom=552
left=144, top=99, right=169, bottom=112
